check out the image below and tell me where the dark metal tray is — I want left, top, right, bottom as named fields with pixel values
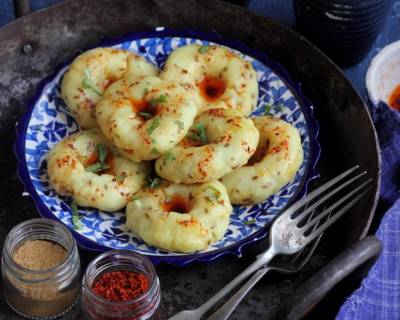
left=0, top=0, right=380, bottom=319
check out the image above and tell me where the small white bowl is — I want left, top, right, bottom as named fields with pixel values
left=366, top=40, right=400, bottom=107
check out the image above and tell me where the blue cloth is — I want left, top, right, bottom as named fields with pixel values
left=337, top=104, right=400, bottom=320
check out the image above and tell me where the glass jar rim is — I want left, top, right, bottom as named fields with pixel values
left=83, top=249, right=159, bottom=307
left=3, top=218, right=77, bottom=279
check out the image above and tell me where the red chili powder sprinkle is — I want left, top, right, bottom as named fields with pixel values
left=92, top=270, right=150, bottom=302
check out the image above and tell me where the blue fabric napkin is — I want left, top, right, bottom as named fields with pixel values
left=336, top=103, right=400, bottom=320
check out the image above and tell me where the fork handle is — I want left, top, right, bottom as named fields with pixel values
left=207, top=267, right=270, bottom=320
left=195, top=247, right=276, bottom=317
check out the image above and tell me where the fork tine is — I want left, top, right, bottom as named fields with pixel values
left=295, top=232, right=323, bottom=270
left=285, top=166, right=360, bottom=216
left=301, top=179, right=372, bottom=232
left=293, top=171, right=367, bottom=223
left=290, top=204, right=319, bottom=264
left=296, top=208, right=332, bottom=270
left=302, top=186, right=371, bottom=246
left=292, top=205, right=331, bottom=268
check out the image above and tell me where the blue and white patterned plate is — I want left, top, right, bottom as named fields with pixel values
left=15, top=28, right=320, bottom=265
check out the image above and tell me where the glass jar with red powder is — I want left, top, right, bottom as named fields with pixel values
left=82, top=250, right=162, bottom=320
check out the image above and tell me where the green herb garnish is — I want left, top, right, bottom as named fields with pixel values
left=71, top=200, right=83, bottom=229
left=264, top=103, right=285, bottom=114
left=86, top=163, right=110, bottom=173
left=189, top=123, right=208, bottom=143
left=143, top=88, right=149, bottom=96
left=244, top=219, right=257, bottom=225
left=264, top=104, right=272, bottom=114
left=204, top=186, right=221, bottom=201
left=175, top=120, right=184, bottom=131
left=149, top=94, right=167, bottom=108
left=147, top=176, right=160, bottom=189
left=151, top=148, right=159, bottom=155
left=147, top=117, right=160, bottom=135
left=82, top=69, right=102, bottom=96
left=163, top=152, right=176, bottom=164
left=85, top=143, right=110, bottom=173
left=198, top=45, right=210, bottom=54
left=138, top=112, right=153, bottom=119
left=115, top=172, right=127, bottom=183
left=97, top=143, right=108, bottom=164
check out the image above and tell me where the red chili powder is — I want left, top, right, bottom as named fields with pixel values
left=92, top=270, right=150, bottom=302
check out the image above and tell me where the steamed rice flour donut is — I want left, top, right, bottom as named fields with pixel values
left=96, top=76, right=199, bottom=162
left=47, top=129, right=150, bottom=212
left=62, top=47, right=158, bottom=129
left=125, top=180, right=232, bottom=253
left=221, top=116, right=303, bottom=205
left=160, top=44, right=258, bottom=115
left=155, top=108, right=259, bottom=184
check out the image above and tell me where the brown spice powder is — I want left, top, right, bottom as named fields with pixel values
left=13, top=240, right=67, bottom=270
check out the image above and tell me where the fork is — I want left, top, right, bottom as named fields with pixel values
left=169, top=166, right=371, bottom=320
left=206, top=207, right=327, bottom=320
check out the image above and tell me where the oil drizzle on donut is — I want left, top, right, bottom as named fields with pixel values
left=162, top=195, right=190, bottom=213
left=388, top=84, right=400, bottom=111
left=198, top=76, right=226, bottom=102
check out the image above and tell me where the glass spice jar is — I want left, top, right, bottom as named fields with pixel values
left=1, top=218, right=81, bottom=319
left=82, top=250, right=162, bottom=320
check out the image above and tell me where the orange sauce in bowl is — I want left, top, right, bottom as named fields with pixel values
left=388, top=84, right=400, bottom=111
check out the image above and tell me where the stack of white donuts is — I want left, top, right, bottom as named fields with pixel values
left=47, top=44, right=303, bottom=253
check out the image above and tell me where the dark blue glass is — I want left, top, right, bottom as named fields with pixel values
left=294, top=0, right=393, bottom=66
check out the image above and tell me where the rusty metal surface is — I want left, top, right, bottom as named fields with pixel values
left=0, top=0, right=380, bottom=319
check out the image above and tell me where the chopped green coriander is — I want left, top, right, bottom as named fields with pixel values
left=264, top=104, right=272, bottom=114
left=147, top=176, right=160, bottom=189
left=244, top=219, right=257, bottom=225
left=115, top=172, right=127, bottom=183
left=149, top=94, right=168, bottom=108
left=85, top=163, right=110, bottom=173
left=175, top=120, right=184, bottom=131
left=198, top=45, right=210, bottom=54
left=265, top=103, right=285, bottom=114
left=147, top=117, right=160, bottom=135
left=85, top=143, right=109, bottom=173
left=151, top=148, right=159, bottom=155
left=138, top=111, right=153, bottom=119
left=71, top=200, right=83, bottom=229
left=163, top=152, right=176, bottom=164
left=82, top=69, right=102, bottom=96
left=97, top=143, right=108, bottom=164
left=204, top=186, right=221, bottom=201
left=143, top=88, right=149, bottom=96
left=190, top=123, right=208, bottom=143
